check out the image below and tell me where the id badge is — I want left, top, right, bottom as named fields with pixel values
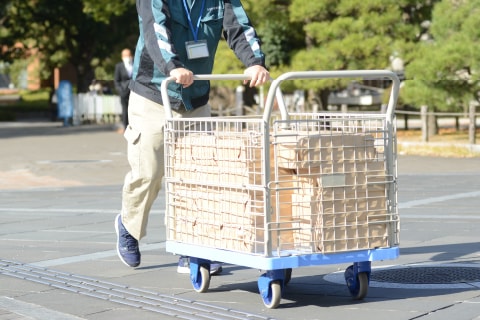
left=186, top=40, right=209, bottom=59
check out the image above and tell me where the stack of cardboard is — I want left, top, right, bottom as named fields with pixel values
left=168, top=185, right=264, bottom=252
left=275, top=132, right=390, bottom=253
left=171, top=133, right=264, bottom=185
left=168, top=130, right=391, bottom=255
left=169, top=132, right=295, bottom=253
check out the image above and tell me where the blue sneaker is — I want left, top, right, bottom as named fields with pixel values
left=210, top=262, right=223, bottom=276
left=176, top=256, right=223, bottom=275
left=176, top=256, right=190, bottom=274
left=115, top=214, right=141, bottom=267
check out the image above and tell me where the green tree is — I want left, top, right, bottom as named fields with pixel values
left=212, top=0, right=305, bottom=96
left=213, top=0, right=303, bottom=75
left=0, top=0, right=137, bottom=92
left=241, top=0, right=303, bottom=69
left=402, top=0, right=480, bottom=112
left=286, top=0, right=437, bottom=109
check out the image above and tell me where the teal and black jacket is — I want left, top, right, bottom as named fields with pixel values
left=129, top=0, right=266, bottom=111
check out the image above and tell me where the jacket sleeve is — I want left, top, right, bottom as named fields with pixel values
left=137, top=0, right=184, bottom=75
left=222, top=0, right=266, bottom=68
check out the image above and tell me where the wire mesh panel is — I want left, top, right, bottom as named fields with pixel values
left=271, top=112, right=399, bottom=254
left=164, top=111, right=399, bottom=257
left=164, top=117, right=273, bottom=255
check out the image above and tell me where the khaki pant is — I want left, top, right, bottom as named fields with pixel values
left=121, top=91, right=210, bottom=240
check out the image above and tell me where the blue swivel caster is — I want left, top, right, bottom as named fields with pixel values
left=258, top=269, right=287, bottom=309
left=345, top=261, right=371, bottom=300
left=189, top=257, right=211, bottom=293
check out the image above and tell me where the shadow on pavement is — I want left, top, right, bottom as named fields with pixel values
left=0, top=122, right=118, bottom=139
left=401, top=242, right=479, bottom=262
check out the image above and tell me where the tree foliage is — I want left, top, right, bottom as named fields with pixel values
left=212, top=0, right=303, bottom=78
left=0, top=0, right=137, bottom=91
left=1, top=0, right=478, bottom=114
left=82, top=0, right=136, bottom=23
left=287, top=0, right=435, bottom=90
left=402, top=0, right=480, bottom=111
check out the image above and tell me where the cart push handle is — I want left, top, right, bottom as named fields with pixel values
left=160, top=70, right=400, bottom=120
left=264, top=70, right=401, bottom=122
left=160, top=74, right=287, bottom=119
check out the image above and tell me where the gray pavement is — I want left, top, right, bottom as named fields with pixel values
left=1, top=121, right=480, bottom=320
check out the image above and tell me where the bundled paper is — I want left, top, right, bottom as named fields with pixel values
left=168, top=131, right=391, bottom=254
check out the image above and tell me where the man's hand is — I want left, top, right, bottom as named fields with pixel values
left=170, top=68, right=194, bottom=88
left=244, top=65, right=270, bottom=87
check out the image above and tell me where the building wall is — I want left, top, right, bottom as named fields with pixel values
left=2, top=43, right=77, bottom=91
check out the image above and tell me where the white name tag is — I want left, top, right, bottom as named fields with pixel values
left=186, top=40, right=209, bottom=59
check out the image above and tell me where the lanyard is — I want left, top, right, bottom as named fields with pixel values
left=182, top=0, right=206, bottom=42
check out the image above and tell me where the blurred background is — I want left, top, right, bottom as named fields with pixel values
left=0, top=0, right=479, bottom=153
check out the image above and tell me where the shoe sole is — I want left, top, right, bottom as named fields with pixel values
left=177, top=266, right=190, bottom=274
left=177, top=265, right=223, bottom=275
left=114, top=214, right=139, bottom=268
left=210, top=266, right=223, bottom=276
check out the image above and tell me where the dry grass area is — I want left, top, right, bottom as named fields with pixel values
left=397, top=128, right=480, bottom=158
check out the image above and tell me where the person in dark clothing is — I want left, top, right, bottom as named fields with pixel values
left=114, top=48, right=134, bottom=131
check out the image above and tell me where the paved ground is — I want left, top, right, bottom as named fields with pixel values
left=0, top=121, right=479, bottom=320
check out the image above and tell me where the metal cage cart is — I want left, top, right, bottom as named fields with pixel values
left=162, top=70, right=400, bottom=309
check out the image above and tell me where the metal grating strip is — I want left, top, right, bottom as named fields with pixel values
left=0, top=259, right=273, bottom=320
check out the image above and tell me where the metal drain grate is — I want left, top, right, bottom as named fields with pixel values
left=0, top=259, right=274, bottom=320
left=322, top=264, right=480, bottom=289
left=371, top=266, right=480, bottom=284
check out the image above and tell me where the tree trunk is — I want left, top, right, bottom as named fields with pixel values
left=427, top=106, right=438, bottom=137
left=307, top=89, right=319, bottom=112
left=469, top=104, right=476, bottom=144
left=76, top=63, right=95, bottom=93
left=319, top=89, right=330, bottom=111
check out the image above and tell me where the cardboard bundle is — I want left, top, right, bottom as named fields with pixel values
left=275, top=131, right=377, bottom=169
left=172, top=133, right=264, bottom=185
left=169, top=131, right=391, bottom=254
left=277, top=133, right=391, bottom=253
left=168, top=185, right=264, bottom=252
left=169, top=132, right=296, bottom=253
